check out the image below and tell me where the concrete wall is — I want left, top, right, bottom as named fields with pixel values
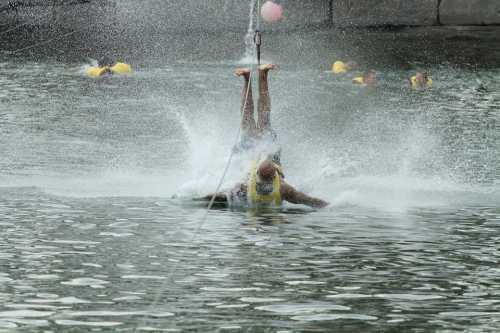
left=330, top=0, right=500, bottom=27
left=0, top=0, right=112, bottom=33
left=332, top=0, right=438, bottom=27
left=1, top=0, right=500, bottom=36
left=112, top=0, right=329, bottom=34
left=440, top=0, right=500, bottom=25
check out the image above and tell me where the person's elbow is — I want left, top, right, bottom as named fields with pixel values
left=314, top=200, right=330, bottom=209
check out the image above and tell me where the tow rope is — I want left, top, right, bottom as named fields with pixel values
left=254, top=0, right=262, bottom=65
left=139, top=1, right=265, bottom=329
left=254, top=29, right=262, bottom=66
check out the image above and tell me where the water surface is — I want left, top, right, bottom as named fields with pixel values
left=1, top=29, right=500, bottom=332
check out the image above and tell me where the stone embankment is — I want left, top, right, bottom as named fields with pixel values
left=330, top=0, right=500, bottom=27
left=0, top=0, right=499, bottom=63
left=1, top=0, right=500, bottom=32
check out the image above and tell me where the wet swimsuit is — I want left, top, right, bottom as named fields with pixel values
left=228, top=183, right=248, bottom=206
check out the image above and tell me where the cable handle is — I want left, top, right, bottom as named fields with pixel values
left=254, top=29, right=262, bottom=65
left=254, top=29, right=261, bottom=46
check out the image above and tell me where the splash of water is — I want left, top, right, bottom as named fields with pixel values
left=239, top=0, right=258, bottom=64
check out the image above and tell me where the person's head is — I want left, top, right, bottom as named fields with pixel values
left=363, top=70, right=377, bottom=87
left=256, top=160, right=278, bottom=183
left=98, top=56, right=114, bottom=68
left=415, top=71, right=428, bottom=84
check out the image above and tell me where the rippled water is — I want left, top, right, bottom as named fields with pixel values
left=1, top=29, right=500, bottom=332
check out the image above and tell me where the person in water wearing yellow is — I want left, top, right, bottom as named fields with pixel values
left=197, top=64, right=328, bottom=209
left=331, top=60, right=358, bottom=74
left=352, top=70, right=377, bottom=87
left=86, top=56, right=132, bottom=78
left=233, top=63, right=281, bottom=165
left=198, top=160, right=329, bottom=209
left=409, top=71, right=432, bottom=89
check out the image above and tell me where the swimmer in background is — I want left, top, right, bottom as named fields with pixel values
left=233, top=63, right=281, bottom=165
left=332, top=60, right=358, bottom=74
left=96, top=56, right=114, bottom=76
left=353, top=70, right=377, bottom=88
left=409, top=71, right=432, bottom=89
left=197, top=160, right=329, bottom=209
left=86, top=56, right=132, bottom=78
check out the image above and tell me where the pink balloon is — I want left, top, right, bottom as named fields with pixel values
left=261, top=1, right=283, bottom=23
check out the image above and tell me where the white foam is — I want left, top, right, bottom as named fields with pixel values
left=61, top=278, right=109, bottom=288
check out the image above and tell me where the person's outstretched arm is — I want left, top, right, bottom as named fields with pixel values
left=193, top=183, right=245, bottom=205
left=281, top=182, right=329, bottom=208
left=193, top=193, right=228, bottom=203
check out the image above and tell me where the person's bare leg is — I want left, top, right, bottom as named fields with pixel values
left=234, top=68, right=257, bottom=138
left=257, top=64, right=278, bottom=134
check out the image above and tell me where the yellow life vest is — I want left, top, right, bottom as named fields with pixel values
left=410, top=76, right=432, bottom=89
left=332, top=61, right=347, bottom=74
left=111, top=62, right=132, bottom=74
left=86, top=62, right=132, bottom=78
left=86, top=66, right=110, bottom=78
left=247, top=161, right=282, bottom=207
left=352, top=76, right=365, bottom=85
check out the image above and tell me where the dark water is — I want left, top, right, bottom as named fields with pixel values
left=1, top=28, right=500, bottom=332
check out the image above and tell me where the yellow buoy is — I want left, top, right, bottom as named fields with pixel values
left=86, top=66, right=110, bottom=78
left=111, top=62, right=132, bottom=74
left=332, top=61, right=348, bottom=74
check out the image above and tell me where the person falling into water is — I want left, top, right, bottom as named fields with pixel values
left=199, top=159, right=329, bottom=208
left=232, top=64, right=281, bottom=165
left=196, top=64, right=329, bottom=209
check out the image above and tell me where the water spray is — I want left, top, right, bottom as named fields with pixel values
left=7, top=31, right=76, bottom=54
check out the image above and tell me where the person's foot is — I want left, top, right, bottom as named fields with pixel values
left=234, top=68, right=251, bottom=78
left=258, top=64, right=279, bottom=72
